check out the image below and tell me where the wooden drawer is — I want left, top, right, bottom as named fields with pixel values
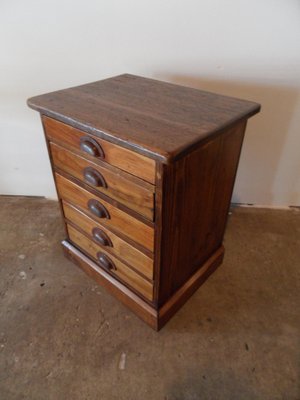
left=43, top=116, right=156, bottom=184
left=63, top=201, right=153, bottom=280
left=67, top=224, right=153, bottom=301
left=50, top=142, right=154, bottom=220
left=56, top=173, right=154, bottom=251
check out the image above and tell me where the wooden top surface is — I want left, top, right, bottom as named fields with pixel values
left=27, top=74, right=260, bottom=163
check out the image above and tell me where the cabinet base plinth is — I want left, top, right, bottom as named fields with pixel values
left=62, top=240, right=224, bottom=331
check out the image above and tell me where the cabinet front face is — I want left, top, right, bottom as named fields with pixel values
left=43, top=116, right=158, bottom=306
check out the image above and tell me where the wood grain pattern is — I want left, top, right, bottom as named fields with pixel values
left=62, top=240, right=158, bottom=329
left=63, top=201, right=153, bottom=280
left=67, top=224, right=153, bottom=301
left=51, top=142, right=154, bottom=220
left=156, top=121, right=247, bottom=306
left=55, top=173, right=154, bottom=251
left=28, top=74, right=260, bottom=163
left=43, top=116, right=156, bottom=183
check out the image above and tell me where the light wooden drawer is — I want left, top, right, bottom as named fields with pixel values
left=62, top=201, right=153, bottom=280
left=56, top=173, right=154, bottom=252
left=43, top=116, right=156, bottom=184
left=51, top=142, right=154, bottom=220
left=67, top=224, right=153, bottom=301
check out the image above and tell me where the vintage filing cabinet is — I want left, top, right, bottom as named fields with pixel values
left=27, top=74, right=260, bottom=330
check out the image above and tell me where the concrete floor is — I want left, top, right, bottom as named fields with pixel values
left=0, top=197, right=299, bottom=400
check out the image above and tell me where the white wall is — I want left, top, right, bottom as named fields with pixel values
left=1, top=0, right=300, bottom=205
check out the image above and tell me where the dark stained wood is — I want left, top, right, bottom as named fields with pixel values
left=28, top=74, right=260, bottom=330
left=156, top=121, right=247, bottom=306
left=28, top=74, right=260, bottom=163
left=152, top=162, right=164, bottom=305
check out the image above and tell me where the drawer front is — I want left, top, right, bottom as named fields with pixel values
left=56, top=173, right=154, bottom=251
left=67, top=224, right=153, bottom=301
left=63, top=201, right=153, bottom=280
left=43, top=116, right=156, bottom=184
left=51, top=142, right=154, bottom=220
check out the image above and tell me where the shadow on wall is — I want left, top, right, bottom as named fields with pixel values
left=156, top=75, right=299, bottom=206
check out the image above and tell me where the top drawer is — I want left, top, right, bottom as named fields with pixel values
left=42, top=116, right=156, bottom=184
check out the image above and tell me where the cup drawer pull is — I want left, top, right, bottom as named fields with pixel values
left=80, top=136, right=104, bottom=159
left=92, top=227, right=113, bottom=247
left=97, top=252, right=116, bottom=272
left=87, top=199, right=110, bottom=219
left=83, top=167, right=107, bottom=188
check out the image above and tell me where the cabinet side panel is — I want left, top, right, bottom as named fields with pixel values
left=158, top=120, right=247, bottom=305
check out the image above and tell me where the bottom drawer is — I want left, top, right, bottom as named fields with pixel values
left=67, top=224, right=153, bottom=301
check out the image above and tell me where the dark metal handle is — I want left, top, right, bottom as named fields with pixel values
left=92, top=227, right=113, bottom=247
left=97, top=252, right=116, bottom=271
left=87, top=199, right=110, bottom=219
left=80, top=136, right=104, bottom=159
left=83, top=167, right=107, bottom=188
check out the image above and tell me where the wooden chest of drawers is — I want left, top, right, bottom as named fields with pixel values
left=27, top=74, right=260, bottom=330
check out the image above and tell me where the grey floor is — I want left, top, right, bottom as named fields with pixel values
left=0, top=197, right=299, bottom=400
